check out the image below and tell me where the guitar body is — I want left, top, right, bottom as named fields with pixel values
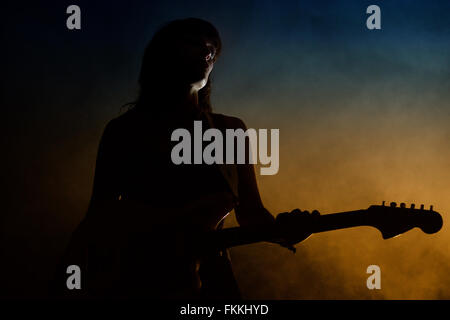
left=55, top=191, right=235, bottom=299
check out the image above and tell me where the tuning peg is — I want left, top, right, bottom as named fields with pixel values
left=390, top=202, right=397, bottom=208
left=420, top=204, right=424, bottom=210
left=430, top=205, right=434, bottom=211
left=400, top=203, right=406, bottom=208
left=410, top=203, right=415, bottom=209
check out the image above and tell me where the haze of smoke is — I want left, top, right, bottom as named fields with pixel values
left=222, top=82, right=450, bottom=299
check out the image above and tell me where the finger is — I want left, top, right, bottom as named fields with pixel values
left=292, top=209, right=309, bottom=216
left=286, top=245, right=296, bottom=254
left=277, top=240, right=297, bottom=254
left=276, top=212, right=290, bottom=221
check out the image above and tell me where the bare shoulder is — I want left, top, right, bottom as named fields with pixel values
left=210, top=112, right=248, bottom=130
left=107, top=108, right=137, bottom=129
left=101, top=108, right=140, bottom=139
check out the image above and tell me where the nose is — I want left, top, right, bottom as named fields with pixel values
left=204, top=44, right=216, bottom=62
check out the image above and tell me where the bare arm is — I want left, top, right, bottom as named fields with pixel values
left=232, top=118, right=276, bottom=227
left=87, top=120, right=122, bottom=212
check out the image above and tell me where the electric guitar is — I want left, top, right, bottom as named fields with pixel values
left=69, top=200, right=443, bottom=297
left=203, top=201, right=443, bottom=252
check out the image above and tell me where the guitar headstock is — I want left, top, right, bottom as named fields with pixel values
left=367, top=201, right=443, bottom=239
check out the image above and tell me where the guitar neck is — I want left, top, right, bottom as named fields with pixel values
left=209, top=209, right=369, bottom=250
left=307, top=209, right=369, bottom=233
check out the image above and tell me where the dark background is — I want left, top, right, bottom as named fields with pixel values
left=2, top=0, right=450, bottom=298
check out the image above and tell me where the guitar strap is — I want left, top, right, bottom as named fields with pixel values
left=203, top=112, right=240, bottom=206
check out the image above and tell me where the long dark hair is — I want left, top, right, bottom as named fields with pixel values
left=131, top=18, right=222, bottom=114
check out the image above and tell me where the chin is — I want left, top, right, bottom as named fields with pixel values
left=192, top=78, right=207, bottom=91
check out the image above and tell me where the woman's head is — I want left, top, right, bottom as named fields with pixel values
left=138, top=18, right=222, bottom=112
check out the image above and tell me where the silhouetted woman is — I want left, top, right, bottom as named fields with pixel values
left=57, top=18, right=302, bottom=299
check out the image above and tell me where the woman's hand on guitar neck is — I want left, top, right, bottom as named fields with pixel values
left=272, top=209, right=321, bottom=253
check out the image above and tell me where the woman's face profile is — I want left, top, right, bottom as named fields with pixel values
left=169, top=33, right=217, bottom=91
